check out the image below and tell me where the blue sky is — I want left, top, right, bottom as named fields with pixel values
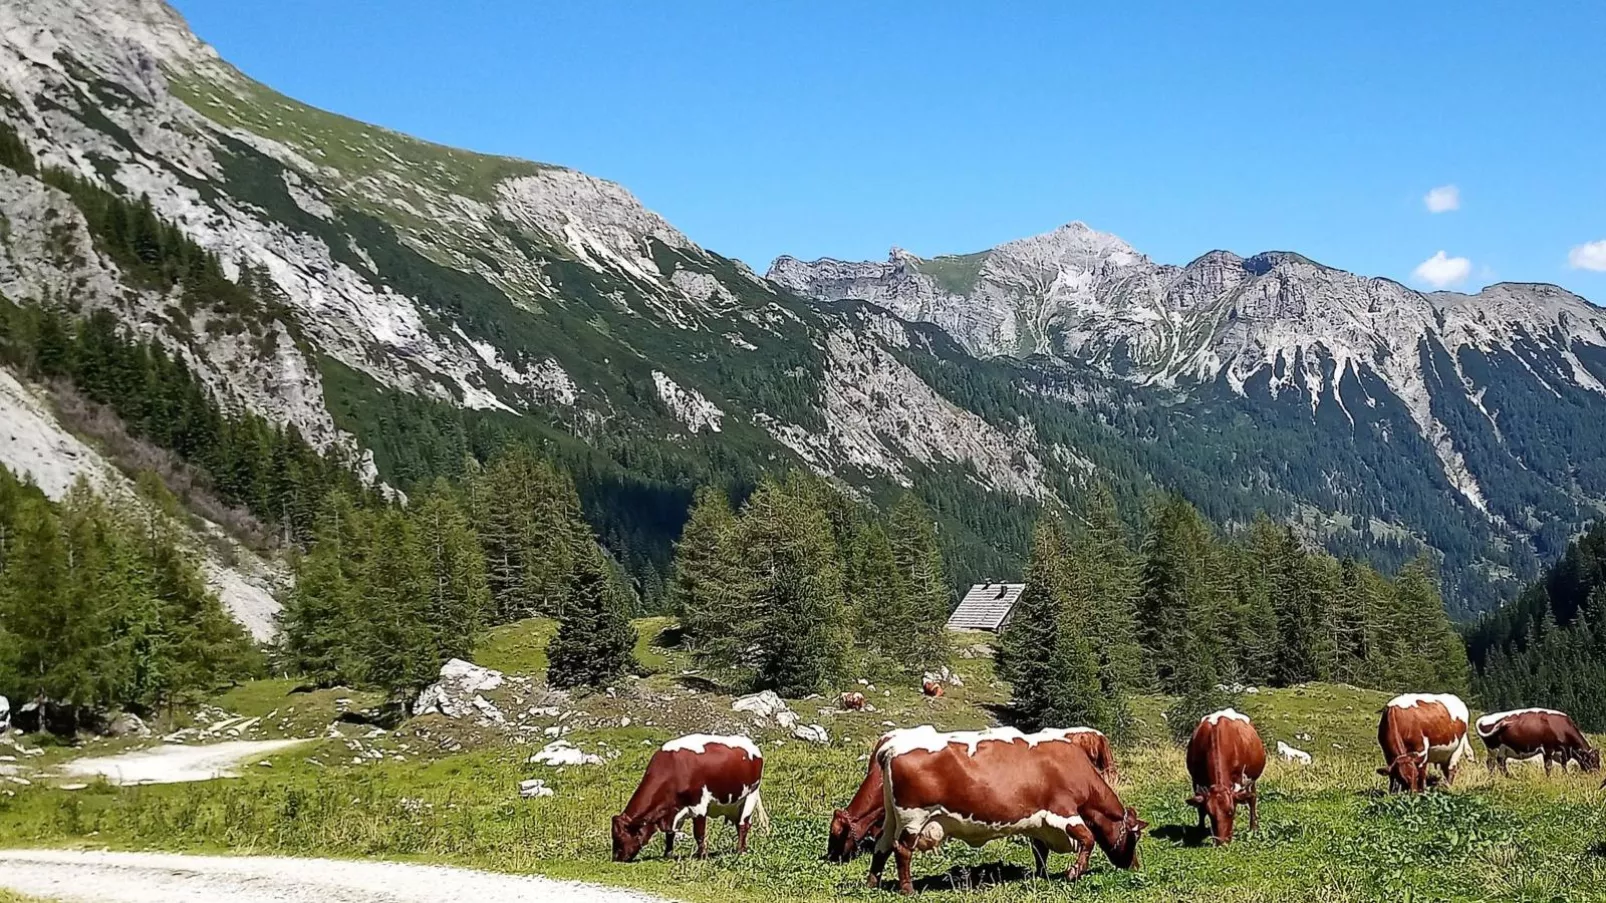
left=171, top=1, right=1605, bottom=300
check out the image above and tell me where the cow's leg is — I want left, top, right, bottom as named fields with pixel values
left=692, top=815, right=709, bottom=859
left=664, top=829, right=675, bottom=857
left=1497, top=751, right=1511, bottom=777
left=867, top=840, right=892, bottom=889
left=1544, top=750, right=1557, bottom=776
left=1029, top=838, right=1050, bottom=880
left=736, top=819, right=751, bottom=854
left=894, top=833, right=917, bottom=896
left=1064, top=822, right=1096, bottom=881
left=1247, top=782, right=1260, bottom=832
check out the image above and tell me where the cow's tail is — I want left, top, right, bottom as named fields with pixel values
left=874, top=744, right=900, bottom=854
left=1473, top=713, right=1503, bottom=741
left=748, top=787, right=772, bottom=835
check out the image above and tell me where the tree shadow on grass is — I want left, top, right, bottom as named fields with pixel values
left=1152, top=822, right=1212, bottom=848
left=674, top=675, right=728, bottom=694
left=910, top=862, right=1034, bottom=893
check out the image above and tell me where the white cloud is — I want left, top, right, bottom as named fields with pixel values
left=1423, top=185, right=1460, bottom=213
left=1569, top=239, right=1606, bottom=272
left=1412, top=251, right=1472, bottom=288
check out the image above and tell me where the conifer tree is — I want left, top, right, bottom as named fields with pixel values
left=355, top=508, right=437, bottom=699
left=1001, top=518, right=1113, bottom=731
left=1071, top=485, right=1147, bottom=694
left=730, top=476, right=848, bottom=695
left=412, top=480, right=491, bottom=662
left=671, top=486, right=745, bottom=659
left=546, top=545, right=637, bottom=689
left=848, top=521, right=916, bottom=674
left=887, top=493, right=952, bottom=672
left=1138, top=494, right=1227, bottom=694
left=281, top=492, right=367, bottom=686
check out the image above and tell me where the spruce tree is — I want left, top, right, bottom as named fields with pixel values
left=546, top=545, right=637, bottom=690
left=355, top=508, right=437, bottom=700
left=848, top=522, right=916, bottom=675
left=887, top=493, right=952, bottom=672
left=671, top=486, right=746, bottom=659
left=1071, top=485, right=1147, bottom=694
left=731, top=476, right=848, bottom=696
left=412, top=480, right=491, bottom=662
left=281, top=492, right=367, bottom=686
left=1138, top=494, right=1227, bottom=694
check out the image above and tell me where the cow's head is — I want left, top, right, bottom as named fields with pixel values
left=611, top=814, right=657, bottom=862
left=1576, top=747, right=1602, bottom=772
left=1104, top=806, right=1148, bottom=869
left=1378, top=753, right=1428, bottom=793
left=826, top=807, right=871, bottom=863
left=1186, top=786, right=1242, bottom=845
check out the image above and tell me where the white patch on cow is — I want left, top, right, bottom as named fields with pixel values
left=670, top=783, right=758, bottom=833
left=661, top=734, right=761, bottom=759
left=1484, top=743, right=1546, bottom=768
left=1202, top=709, right=1251, bottom=726
left=1475, top=708, right=1566, bottom=738
left=879, top=726, right=1079, bottom=759
left=1387, top=693, right=1470, bottom=726
left=889, top=804, right=1088, bottom=854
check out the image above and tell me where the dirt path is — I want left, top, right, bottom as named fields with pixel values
left=58, top=740, right=312, bottom=785
left=0, top=850, right=674, bottom=903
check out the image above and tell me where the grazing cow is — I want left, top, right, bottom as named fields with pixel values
left=1376, top=693, right=1472, bottom=793
left=828, top=726, right=1119, bottom=865
left=1475, top=708, right=1600, bottom=776
left=841, top=692, right=868, bottom=711
left=1185, top=709, right=1267, bottom=845
left=612, top=734, right=767, bottom=862
left=867, top=726, right=1146, bottom=893
left=921, top=680, right=944, bottom=698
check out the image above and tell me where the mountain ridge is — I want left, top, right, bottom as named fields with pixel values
left=2, top=0, right=1603, bottom=619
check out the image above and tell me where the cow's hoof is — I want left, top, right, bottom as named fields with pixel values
left=865, top=875, right=880, bottom=889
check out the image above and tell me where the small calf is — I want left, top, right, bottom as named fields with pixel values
left=840, top=692, right=867, bottom=711
left=921, top=679, right=944, bottom=698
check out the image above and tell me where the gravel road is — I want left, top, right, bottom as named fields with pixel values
left=0, top=850, right=674, bottom=903
left=59, top=740, right=312, bottom=785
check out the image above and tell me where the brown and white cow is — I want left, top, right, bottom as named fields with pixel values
left=921, top=680, right=944, bottom=698
left=612, top=734, right=767, bottom=862
left=841, top=692, right=868, bottom=711
left=828, top=725, right=1121, bottom=865
left=1376, top=693, right=1472, bottom=793
left=1185, top=709, right=1266, bottom=845
left=1475, top=708, right=1600, bottom=775
left=867, top=727, right=1146, bottom=893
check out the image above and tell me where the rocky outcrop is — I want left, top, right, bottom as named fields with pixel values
left=413, top=659, right=506, bottom=720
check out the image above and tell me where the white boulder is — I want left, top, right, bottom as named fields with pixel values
left=1276, top=741, right=1312, bottom=765
left=733, top=690, right=804, bottom=730
left=414, top=659, right=506, bottom=718
left=529, top=740, right=602, bottom=767
left=519, top=778, right=555, bottom=799
left=792, top=724, right=830, bottom=745
left=732, top=690, right=789, bottom=720
left=106, top=712, right=151, bottom=738
left=924, top=667, right=964, bottom=689
left=0, top=695, right=8, bottom=733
